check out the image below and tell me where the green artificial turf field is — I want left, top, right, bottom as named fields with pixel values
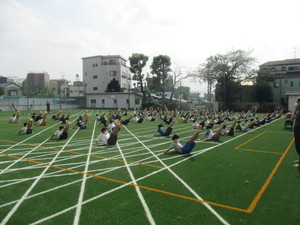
left=0, top=109, right=299, bottom=225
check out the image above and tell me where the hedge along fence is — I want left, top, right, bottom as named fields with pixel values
left=0, top=97, right=84, bottom=111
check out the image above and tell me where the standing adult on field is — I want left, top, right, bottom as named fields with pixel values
left=292, top=97, right=300, bottom=167
left=46, top=101, right=50, bottom=112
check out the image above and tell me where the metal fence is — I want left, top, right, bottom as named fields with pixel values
left=0, top=97, right=85, bottom=111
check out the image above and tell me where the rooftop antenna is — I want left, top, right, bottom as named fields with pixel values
left=294, top=47, right=297, bottom=58
left=76, top=74, right=79, bottom=81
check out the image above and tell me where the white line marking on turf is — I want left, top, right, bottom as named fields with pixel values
left=11, top=118, right=280, bottom=224
left=73, top=112, right=97, bottom=225
left=0, top=127, right=80, bottom=225
left=123, top=125, right=231, bottom=225
left=116, top=142, right=156, bottom=225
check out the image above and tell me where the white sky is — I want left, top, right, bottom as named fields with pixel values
left=0, top=0, right=300, bottom=93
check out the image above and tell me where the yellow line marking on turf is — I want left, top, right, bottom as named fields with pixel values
left=266, top=131, right=293, bottom=134
left=237, top=148, right=283, bottom=155
left=0, top=151, right=249, bottom=213
left=246, top=138, right=295, bottom=213
left=235, top=131, right=266, bottom=150
left=0, top=139, right=163, bottom=169
left=235, top=131, right=288, bottom=154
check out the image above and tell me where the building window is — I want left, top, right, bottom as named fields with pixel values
left=135, top=98, right=140, bottom=104
left=93, top=87, right=98, bottom=90
left=114, top=99, right=117, bottom=104
left=290, top=81, right=294, bottom=87
left=273, top=82, right=279, bottom=88
left=85, top=72, right=87, bottom=76
left=281, top=66, right=286, bottom=71
left=298, top=81, right=300, bottom=87
left=10, top=90, right=17, bottom=96
left=288, top=66, right=300, bottom=71
left=126, top=99, right=129, bottom=104
left=109, top=59, right=117, bottom=65
left=79, top=90, right=83, bottom=94
left=91, top=99, right=96, bottom=103
left=92, top=63, right=98, bottom=67
left=110, top=71, right=117, bottom=76
left=93, top=75, right=98, bottom=79
left=102, top=99, right=105, bottom=104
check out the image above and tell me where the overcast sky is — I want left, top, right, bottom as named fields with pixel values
left=0, top=0, right=300, bottom=92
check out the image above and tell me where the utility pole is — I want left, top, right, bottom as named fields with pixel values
left=179, top=81, right=182, bottom=110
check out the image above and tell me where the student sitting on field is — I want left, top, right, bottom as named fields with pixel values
left=78, top=111, right=89, bottom=129
left=8, top=114, right=17, bottom=123
left=121, top=114, right=134, bottom=125
left=200, top=121, right=226, bottom=141
left=236, top=119, right=258, bottom=132
left=94, top=114, right=101, bottom=121
left=50, top=120, right=70, bottom=140
left=107, top=120, right=116, bottom=131
left=153, top=119, right=176, bottom=137
left=192, top=120, right=199, bottom=129
left=18, top=118, right=33, bottom=134
left=220, top=117, right=237, bottom=136
left=95, top=120, right=121, bottom=146
left=147, top=113, right=156, bottom=122
left=10, top=104, right=21, bottom=123
left=132, top=114, right=139, bottom=122
left=162, top=125, right=203, bottom=155
left=37, top=111, right=48, bottom=126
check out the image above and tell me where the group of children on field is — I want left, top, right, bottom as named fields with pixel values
left=10, top=104, right=288, bottom=159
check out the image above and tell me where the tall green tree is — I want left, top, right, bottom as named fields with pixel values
left=253, top=68, right=273, bottom=110
left=174, top=86, right=190, bottom=100
left=150, top=55, right=172, bottom=107
left=189, top=49, right=256, bottom=108
left=128, top=53, right=149, bottom=104
left=106, top=78, right=122, bottom=92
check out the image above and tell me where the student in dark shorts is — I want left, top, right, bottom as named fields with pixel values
left=153, top=119, right=176, bottom=137
left=77, top=111, right=89, bottom=129
left=162, top=125, right=203, bottom=155
left=50, top=120, right=70, bottom=140
left=292, top=97, right=300, bottom=167
left=221, top=117, right=237, bottom=136
left=46, top=101, right=50, bottom=112
left=236, top=119, right=259, bottom=132
left=121, top=114, right=134, bottom=125
left=95, top=120, right=121, bottom=146
left=137, top=113, right=146, bottom=123
left=200, top=121, right=226, bottom=141
left=18, top=118, right=33, bottom=134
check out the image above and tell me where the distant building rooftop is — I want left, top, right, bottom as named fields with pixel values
left=260, top=58, right=300, bottom=67
left=81, top=55, right=127, bottom=61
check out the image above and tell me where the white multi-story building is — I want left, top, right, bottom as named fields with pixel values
left=259, top=58, right=300, bottom=106
left=82, top=55, right=132, bottom=93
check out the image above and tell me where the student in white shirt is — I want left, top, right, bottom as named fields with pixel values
left=162, top=125, right=203, bottom=154
left=50, top=120, right=70, bottom=140
left=107, top=120, right=116, bottom=131
left=95, top=120, right=121, bottom=146
left=18, top=118, right=33, bottom=134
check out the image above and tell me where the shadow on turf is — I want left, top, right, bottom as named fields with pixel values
left=166, top=151, right=196, bottom=161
